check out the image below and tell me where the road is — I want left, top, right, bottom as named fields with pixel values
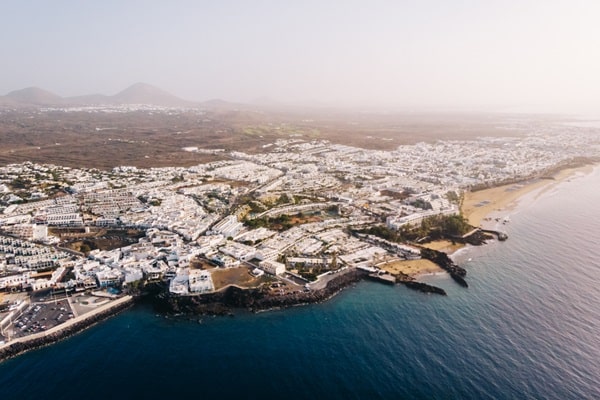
left=308, top=266, right=355, bottom=291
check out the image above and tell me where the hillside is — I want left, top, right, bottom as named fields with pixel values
left=6, top=87, right=64, bottom=105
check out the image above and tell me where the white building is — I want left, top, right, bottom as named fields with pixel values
left=259, top=260, right=286, bottom=276
left=169, top=274, right=189, bottom=295
left=386, top=207, right=458, bottom=230
left=210, top=215, right=243, bottom=238
left=219, top=242, right=256, bottom=261
left=188, top=269, right=214, bottom=293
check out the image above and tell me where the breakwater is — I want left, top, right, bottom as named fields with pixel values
left=400, top=280, right=447, bottom=295
left=420, top=247, right=469, bottom=287
left=480, top=229, right=508, bottom=241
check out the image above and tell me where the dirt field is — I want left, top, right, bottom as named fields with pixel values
left=0, top=108, right=531, bottom=169
left=211, top=267, right=265, bottom=290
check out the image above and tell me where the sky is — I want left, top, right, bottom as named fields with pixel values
left=1, top=0, right=599, bottom=114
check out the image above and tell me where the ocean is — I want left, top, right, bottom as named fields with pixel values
left=1, top=167, right=599, bottom=399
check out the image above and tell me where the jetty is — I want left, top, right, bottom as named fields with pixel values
left=480, top=229, right=508, bottom=241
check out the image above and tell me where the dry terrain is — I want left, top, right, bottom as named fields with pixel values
left=211, top=266, right=265, bottom=290
left=0, top=108, right=536, bottom=169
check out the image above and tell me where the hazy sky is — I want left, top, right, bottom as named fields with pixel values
left=2, top=0, right=599, bottom=113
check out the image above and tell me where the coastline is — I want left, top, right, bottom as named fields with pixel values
left=0, top=296, right=133, bottom=363
left=462, top=164, right=597, bottom=228
left=2, top=163, right=596, bottom=362
left=152, top=269, right=368, bottom=315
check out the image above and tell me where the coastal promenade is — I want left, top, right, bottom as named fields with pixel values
left=0, top=295, right=133, bottom=362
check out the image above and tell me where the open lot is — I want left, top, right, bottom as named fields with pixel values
left=11, top=300, right=74, bottom=338
left=70, top=293, right=112, bottom=316
left=211, top=266, right=265, bottom=290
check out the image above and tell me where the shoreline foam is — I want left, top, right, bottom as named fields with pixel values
left=462, top=164, right=597, bottom=228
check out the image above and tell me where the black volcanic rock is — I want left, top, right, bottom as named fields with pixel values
left=153, top=269, right=366, bottom=315
left=401, top=280, right=447, bottom=295
left=420, top=248, right=468, bottom=288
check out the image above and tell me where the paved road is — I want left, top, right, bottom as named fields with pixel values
left=308, top=267, right=355, bottom=291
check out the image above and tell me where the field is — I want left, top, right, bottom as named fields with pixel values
left=52, top=228, right=145, bottom=252
left=0, top=108, right=535, bottom=169
left=210, top=266, right=266, bottom=290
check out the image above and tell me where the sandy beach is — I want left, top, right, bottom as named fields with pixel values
left=461, top=165, right=595, bottom=228
left=421, top=240, right=464, bottom=254
left=380, top=259, right=443, bottom=277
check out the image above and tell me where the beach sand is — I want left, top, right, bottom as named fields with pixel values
left=380, top=259, right=443, bottom=277
left=461, top=165, right=595, bottom=228
left=421, top=240, right=464, bottom=254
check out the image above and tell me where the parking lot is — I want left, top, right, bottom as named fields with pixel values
left=12, top=300, right=74, bottom=338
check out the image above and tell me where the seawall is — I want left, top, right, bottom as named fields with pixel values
left=0, top=295, right=133, bottom=363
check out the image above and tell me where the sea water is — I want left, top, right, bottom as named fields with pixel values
left=0, top=167, right=599, bottom=399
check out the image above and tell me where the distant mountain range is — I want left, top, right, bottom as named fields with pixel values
left=0, top=82, right=217, bottom=108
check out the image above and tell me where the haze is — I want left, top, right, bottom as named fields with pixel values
left=2, top=0, right=599, bottom=114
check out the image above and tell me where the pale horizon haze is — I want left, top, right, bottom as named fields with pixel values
left=2, top=0, right=599, bottom=114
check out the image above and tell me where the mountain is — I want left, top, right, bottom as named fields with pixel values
left=1, top=83, right=241, bottom=109
left=6, top=87, right=64, bottom=105
left=0, top=95, right=18, bottom=106
left=111, top=82, right=195, bottom=107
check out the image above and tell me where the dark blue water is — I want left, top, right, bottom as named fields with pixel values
left=1, top=168, right=599, bottom=399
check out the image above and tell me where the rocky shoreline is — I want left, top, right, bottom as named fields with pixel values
left=0, top=297, right=133, bottom=363
left=0, top=258, right=470, bottom=362
left=401, top=280, right=447, bottom=295
left=149, top=259, right=467, bottom=316
left=150, top=269, right=368, bottom=316
left=420, top=248, right=469, bottom=288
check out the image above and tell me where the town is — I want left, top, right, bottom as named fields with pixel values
left=1, top=123, right=598, bottom=345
